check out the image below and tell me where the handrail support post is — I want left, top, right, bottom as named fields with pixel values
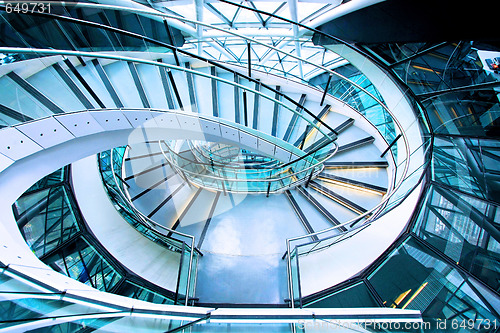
left=320, top=74, right=332, bottom=106
left=380, top=133, right=402, bottom=158
left=305, top=169, right=314, bottom=188
left=247, top=42, right=251, bottom=77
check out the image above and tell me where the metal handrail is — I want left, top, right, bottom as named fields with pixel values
left=188, top=141, right=278, bottom=168
left=160, top=140, right=338, bottom=194
left=0, top=47, right=333, bottom=143
left=0, top=2, right=428, bottom=308
left=108, top=148, right=198, bottom=306
left=168, top=141, right=301, bottom=174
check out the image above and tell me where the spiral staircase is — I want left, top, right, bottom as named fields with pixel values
left=0, top=0, right=498, bottom=331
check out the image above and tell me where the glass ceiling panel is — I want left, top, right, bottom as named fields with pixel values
left=148, top=0, right=344, bottom=81
left=296, top=3, right=326, bottom=22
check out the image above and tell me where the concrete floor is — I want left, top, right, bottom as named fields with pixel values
left=195, top=193, right=306, bottom=304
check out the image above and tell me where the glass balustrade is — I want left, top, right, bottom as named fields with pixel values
left=11, top=165, right=179, bottom=305
left=3, top=0, right=480, bottom=323
left=98, top=147, right=200, bottom=305
left=160, top=133, right=335, bottom=194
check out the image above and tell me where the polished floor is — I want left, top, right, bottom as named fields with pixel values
left=194, top=193, right=303, bottom=304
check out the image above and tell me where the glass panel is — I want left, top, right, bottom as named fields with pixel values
left=0, top=299, right=73, bottom=328
left=15, top=185, right=80, bottom=257
left=117, top=281, right=174, bottom=305
left=45, top=237, right=122, bottom=292
left=98, top=147, right=192, bottom=249
left=368, top=236, right=497, bottom=321
left=414, top=185, right=500, bottom=292
left=305, top=282, right=379, bottom=308
left=25, top=167, right=66, bottom=194
left=175, top=242, right=190, bottom=305
left=379, top=41, right=500, bottom=138
left=0, top=75, right=53, bottom=121
left=289, top=247, right=301, bottom=308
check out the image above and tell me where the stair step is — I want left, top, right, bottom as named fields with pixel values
left=147, top=182, right=186, bottom=218
left=297, top=186, right=346, bottom=230
left=91, top=59, right=123, bottom=108
left=53, top=63, right=95, bottom=110
left=7, top=72, right=64, bottom=114
left=283, top=93, right=307, bottom=143
left=0, top=104, right=33, bottom=123
left=128, top=62, right=150, bottom=108
left=131, top=172, right=177, bottom=201
left=63, top=58, right=106, bottom=108
left=124, top=161, right=169, bottom=181
left=333, top=118, right=354, bottom=133
left=169, top=187, right=203, bottom=232
left=293, top=104, right=331, bottom=148
left=271, top=86, right=281, bottom=137
left=252, top=80, right=261, bottom=130
left=337, top=137, right=375, bottom=153
left=324, top=161, right=389, bottom=168
left=309, top=181, right=367, bottom=215
left=211, top=66, right=219, bottom=117
left=184, top=62, right=198, bottom=113
left=157, top=63, right=176, bottom=109
left=318, top=173, right=387, bottom=194
left=285, top=190, right=319, bottom=241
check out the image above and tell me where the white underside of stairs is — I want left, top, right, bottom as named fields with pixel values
left=71, top=155, right=181, bottom=292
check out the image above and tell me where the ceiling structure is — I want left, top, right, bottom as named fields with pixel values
left=144, top=0, right=346, bottom=80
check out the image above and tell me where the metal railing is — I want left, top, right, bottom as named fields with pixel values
left=160, top=139, right=338, bottom=194
left=99, top=146, right=200, bottom=306
left=0, top=2, right=431, bottom=309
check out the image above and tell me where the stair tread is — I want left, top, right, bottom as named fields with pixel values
left=310, top=181, right=368, bottom=214
left=319, top=172, right=387, bottom=193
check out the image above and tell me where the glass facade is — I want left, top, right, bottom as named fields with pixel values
left=300, top=39, right=500, bottom=328
left=12, top=164, right=177, bottom=305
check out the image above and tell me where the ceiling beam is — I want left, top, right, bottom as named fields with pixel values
left=194, top=0, right=204, bottom=55
left=205, top=2, right=233, bottom=27
left=287, top=0, right=303, bottom=78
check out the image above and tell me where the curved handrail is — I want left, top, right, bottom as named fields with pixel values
left=188, top=142, right=280, bottom=169
left=0, top=4, right=339, bottom=136
left=0, top=1, right=431, bottom=308
left=105, top=147, right=199, bottom=306
left=165, top=141, right=298, bottom=174
left=12, top=1, right=408, bottom=190
left=188, top=144, right=281, bottom=171
left=189, top=141, right=276, bottom=166
left=159, top=140, right=339, bottom=194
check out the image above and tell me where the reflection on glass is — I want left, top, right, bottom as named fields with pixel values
left=305, top=281, right=379, bottom=308
left=368, top=237, right=497, bottom=322
left=414, top=185, right=500, bottom=292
